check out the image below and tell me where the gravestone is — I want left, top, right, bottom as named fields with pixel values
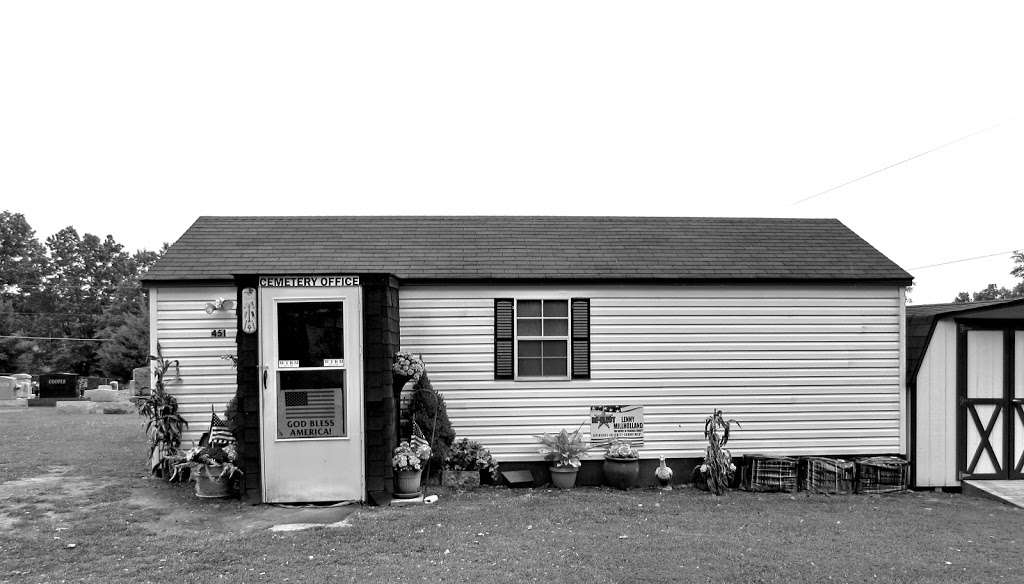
left=11, top=374, right=32, bottom=398
left=56, top=401, right=98, bottom=414
left=84, top=386, right=128, bottom=402
left=132, top=366, right=151, bottom=395
left=38, top=374, right=80, bottom=399
left=0, top=377, right=16, bottom=400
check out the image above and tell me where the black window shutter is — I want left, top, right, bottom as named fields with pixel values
left=571, top=298, right=590, bottom=379
left=494, top=298, right=514, bottom=379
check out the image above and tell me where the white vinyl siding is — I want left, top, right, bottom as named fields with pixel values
left=150, top=286, right=237, bottom=446
left=400, top=284, right=905, bottom=462
left=912, top=319, right=958, bottom=487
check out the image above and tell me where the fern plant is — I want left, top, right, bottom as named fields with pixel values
left=135, top=342, right=188, bottom=477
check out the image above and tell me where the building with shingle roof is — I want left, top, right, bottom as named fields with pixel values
left=905, top=297, right=1024, bottom=489
left=143, top=216, right=912, bottom=283
left=143, top=216, right=913, bottom=503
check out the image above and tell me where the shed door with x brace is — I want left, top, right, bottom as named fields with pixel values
left=958, top=326, right=1024, bottom=480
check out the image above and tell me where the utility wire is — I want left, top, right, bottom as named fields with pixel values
left=0, top=335, right=111, bottom=342
left=793, top=124, right=1000, bottom=205
left=909, top=249, right=1021, bottom=271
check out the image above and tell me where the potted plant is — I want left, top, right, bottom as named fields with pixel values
left=443, top=438, right=500, bottom=488
left=134, top=343, right=188, bottom=478
left=536, top=426, right=590, bottom=489
left=691, top=408, right=740, bottom=495
left=393, top=439, right=431, bottom=497
left=177, top=443, right=243, bottom=498
left=602, top=440, right=640, bottom=490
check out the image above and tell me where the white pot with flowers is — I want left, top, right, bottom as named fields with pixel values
left=393, top=438, right=431, bottom=497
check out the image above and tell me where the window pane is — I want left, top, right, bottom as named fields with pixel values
left=519, top=340, right=542, bottom=357
left=543, top=340, right=567, bottom=358
left=277, top=302, right=344, bottom=367
left=543, top=358, right=567, bottom=377
left=517, top=318, right=542, bottom=336
left=518, top=300, right=542, bottom=317
left=543, top=300, right=568, bottom=317
left=543, top=319, right=568, bottom=336
left=277, top=370, right=345, bottom=439
left=518, top=358, right=542, bottom=377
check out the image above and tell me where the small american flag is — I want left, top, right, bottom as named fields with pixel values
left=210, top=411, right=235, bottom=446
left=410, top=420, right=431, bottom=457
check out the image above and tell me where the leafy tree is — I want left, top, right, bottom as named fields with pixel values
left=0, top=211, right=48, bottom=303
left=0, top=211, right=164, bottom=377
left=953, top=252, right=1024, bottom=304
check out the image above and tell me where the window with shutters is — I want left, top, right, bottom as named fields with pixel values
left=494, top=297, right=590, bottom=380
left=516, top=299, right=569, bottom=378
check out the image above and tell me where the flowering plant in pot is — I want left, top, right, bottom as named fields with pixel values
left=536, top=425, right=590, bottom=489
left=691, top=409, right=740, bottom=495
left=443, top=438, right=500, bottom=488
left=602, top=440, right=640, bottom=490
left=393, top=438, right=431, bottom=497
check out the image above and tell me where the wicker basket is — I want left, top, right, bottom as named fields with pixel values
left=741, top=455, right=798, bottom=493
left=800, top=457, right=855, bottom=494
left=855, top=456, right=909, bottom=494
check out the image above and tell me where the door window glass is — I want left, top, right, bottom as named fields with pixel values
left=277, top=302, right=344, bottom=367
left=277, top=370, right=345, bottom=439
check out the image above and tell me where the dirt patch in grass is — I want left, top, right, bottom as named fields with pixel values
left=0, top=465, right=113, bottom=533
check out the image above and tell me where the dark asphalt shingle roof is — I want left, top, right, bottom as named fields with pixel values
left=142, top=216, right=913, bottom=283
left=906, top=297, right=1024, bottom=386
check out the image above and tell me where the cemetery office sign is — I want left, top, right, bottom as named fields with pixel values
left=259, top=276, right=360, bottom=288
left=590, top=405, right=645, bottom=446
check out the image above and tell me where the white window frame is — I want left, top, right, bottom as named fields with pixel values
left=513, top=297, right=571, bottom=381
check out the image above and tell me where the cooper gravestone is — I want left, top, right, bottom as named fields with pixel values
left=38, top=374, right=80, bottom=399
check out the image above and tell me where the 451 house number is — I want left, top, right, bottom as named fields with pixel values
left=210, top=329, right=227, bottom=338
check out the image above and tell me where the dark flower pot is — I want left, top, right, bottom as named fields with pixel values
left=395, top=469, right=423, bottom=496
left=549, top=466, right=579, bottom=489
left=603, top=456, right=639, bottom=490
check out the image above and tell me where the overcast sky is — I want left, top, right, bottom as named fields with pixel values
left=2, top=2, right=1021, bottom=304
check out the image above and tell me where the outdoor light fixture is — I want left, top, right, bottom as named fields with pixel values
left=204, top=297, right=235, bottom=315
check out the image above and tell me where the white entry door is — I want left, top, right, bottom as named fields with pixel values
left=259, top=285, right=363, bottom=502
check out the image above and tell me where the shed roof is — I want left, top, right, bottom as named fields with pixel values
left=142, top=216, right=913, bottom=284
left=906, top=297, right=1024, bottom=385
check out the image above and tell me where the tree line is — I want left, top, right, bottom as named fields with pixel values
left=953, top=252, right=1024, bottom=304
left=0, top=210, right=165, bottom=380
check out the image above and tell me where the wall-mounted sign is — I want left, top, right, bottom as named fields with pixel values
left=210, top=329, right=227, bottom=338
left=259, top=276, right=360, bottom=288
left=590, top=405, right=645, bottom=446
left=241, top=288, right=257, bottom=334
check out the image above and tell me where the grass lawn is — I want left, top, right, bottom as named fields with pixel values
left=2, top=409, right=1023, bottom=583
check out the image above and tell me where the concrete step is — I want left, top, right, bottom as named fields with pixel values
left=963, top=479, right=1024, bottom=509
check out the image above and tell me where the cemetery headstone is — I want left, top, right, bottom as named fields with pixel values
left=11, top=374, right=32, bottom=398
left=0, top=377, right=16, bottom=400
left=38, top=374, right=80, bottom=399
left=132, top=366, right=151, bottom=395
